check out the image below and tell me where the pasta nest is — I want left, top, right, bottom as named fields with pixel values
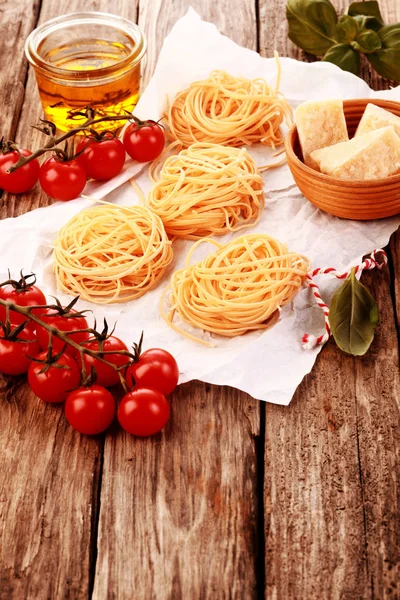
left=54, top=204, right=173, bottom=304
left=161, top=234, right=310, bottom=344
left=147, top=142, right=265, bottom=239
left=165, top=69, right=292, bottom=147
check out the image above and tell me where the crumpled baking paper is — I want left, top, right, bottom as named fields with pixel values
left=1, top=8, right=399, bottom=404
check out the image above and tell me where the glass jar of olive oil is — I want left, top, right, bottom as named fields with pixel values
left=25, top=12, right=147, bottom=132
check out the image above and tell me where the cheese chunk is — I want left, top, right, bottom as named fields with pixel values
left=295, top=99, right=349, bottom=168
left=310, top=126, right=400, bottom=180
left=355, top=103, right=400, bottom=137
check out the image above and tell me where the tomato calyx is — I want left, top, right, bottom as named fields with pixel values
left=32, top=118, right=58, bottom=138
left=80, top=128, right=122, bottom=143
left=27, top=344, right=71, bottom=374
left=85, top=319, right=114, bottom=357
left=0, top=270, right=38, bottom=293
left=74, top=128, right=122, bottom=161
left=47, top=295, right=91, bottom=320
left=80, top=364, right=99, bottom=388
left=48, top=140, right=78, bottom=163
left=128, top=115, right=164, bottom=131
left=0, top=138, right=20, bottom=156
left=88, top=318, right=116, bottom=343
left=131, top=330, right=144, bottom=362
left=0, top=319, right=34, bottom=342
left=85, top=319, right=135, bottom=361
left=85, top=318, right=116, bottom=353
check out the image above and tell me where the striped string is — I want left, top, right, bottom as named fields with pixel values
left=302, top=249, right=388, bottom=350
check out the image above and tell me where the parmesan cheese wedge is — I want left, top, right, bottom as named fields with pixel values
left=355, top=103, right=400, bottom=138
left=310, top=126, right=400, bottom=180
left=295, top=99, right=349, bottom=168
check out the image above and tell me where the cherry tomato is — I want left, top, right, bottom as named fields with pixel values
left=123, top=121, right=165, bottom=162
left=76, top=135, right=126, bottom=181
left=126, top=348, right=179, bottom=396
left=65, top=384, right=116, bottom=435
left=0, top=328, right=40, bottom=375
left=0, top=282, right=46, bottom=329
left=0, top=149, right=40, bottom=194
left=118, top=387, right=170, bottom=437
left=39, top=157, right=86, bottom=201
left=36, top=308, right=89, bottom=358
left=28, top=351, right=81, bottom=403
left=81, top=336, right=130, bottom=387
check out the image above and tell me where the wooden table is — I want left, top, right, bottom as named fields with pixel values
left=1, top=1, right=399, bottom=598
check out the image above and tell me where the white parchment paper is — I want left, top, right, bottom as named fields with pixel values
left=1, top=8, right=400, bottom=404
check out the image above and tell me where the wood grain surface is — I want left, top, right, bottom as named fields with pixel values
left=93, top=383, right=260, bottom=600
left=264, top=267, right=400, bottom=600
left=0, top=383, right=102, bottom=599
left=0, top=0, right=399, bottom=599
left=0, top=0, right=40, bottom=141
left=262, top=1, right=400, bottom=599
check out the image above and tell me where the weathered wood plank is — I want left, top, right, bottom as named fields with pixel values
left=264, top=267, right=400, bottom=600
left=354, top=267, right=400, bottom=598
left=0, top=381, right=102, bottom=599
left=261, top=1, right=400, bottom=598
left=92, top=2, right=261, bottom=597
left=264, top=343, right=371, bottom=599
left=0, top=2, right=135, bottom=599
left=139, top=0, right=257, bottom=87
left=0, top=0, right=41, bottom=141
left=93, top=383, right=259, bottom=600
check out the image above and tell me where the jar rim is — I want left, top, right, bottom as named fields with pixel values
left=25, top=11, right=147, bottom=80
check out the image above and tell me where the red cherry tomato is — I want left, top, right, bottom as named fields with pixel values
left=36, top=308, right=89, bottom=358
left=118, top=387, right=170, bottom=436
left=76, top=135, right=126, bottom=181
left=39, top=157, right=86, bottom=201
left=0, top=328, right=40, bottom=375
left=126, top=348, right=179, bottom=396
left=0, top=282, right=46, bottom=329
left=28, top=351, right=81, bottom=403
left=0, top=149, right=40, bottom=194
left=65, top=384, right=116, bottom=434
left=123, top=121, right=165, bottom=162
left=81, top=336, right=130, bottom=387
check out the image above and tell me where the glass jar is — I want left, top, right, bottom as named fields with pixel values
left=25, top=12, right=147, bottom=132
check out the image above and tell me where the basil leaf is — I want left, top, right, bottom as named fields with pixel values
left=351, top=14, right=383, bottom=32
left=352, top=29, right=382, bottom=53
left=348, top=1, right=384, bottom=27
left=287, top=0, right=338, bottom=56
left=367, top=24, right=400, bottom=81
left=335, top=15, right=359, bottom=43
left=379, top=23, right=400, bottom=45
left=330, top=269, right=379, bottom=356
left=348, top=0, right=384, bottom=34
left=322, top=43, right=361, bottom=75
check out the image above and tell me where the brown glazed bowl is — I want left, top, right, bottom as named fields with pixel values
left=285, top=98, right=400, bottom=220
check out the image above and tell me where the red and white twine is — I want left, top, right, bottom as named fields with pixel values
left=302, top=249, right=388, bottom=350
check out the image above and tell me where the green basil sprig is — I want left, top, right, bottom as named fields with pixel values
left=287, top=0, right=400, bottom=81
left=329, top=268, right=379, bottom=356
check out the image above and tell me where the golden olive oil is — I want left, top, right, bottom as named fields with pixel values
left=36, top=37, right=141, bottom=132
